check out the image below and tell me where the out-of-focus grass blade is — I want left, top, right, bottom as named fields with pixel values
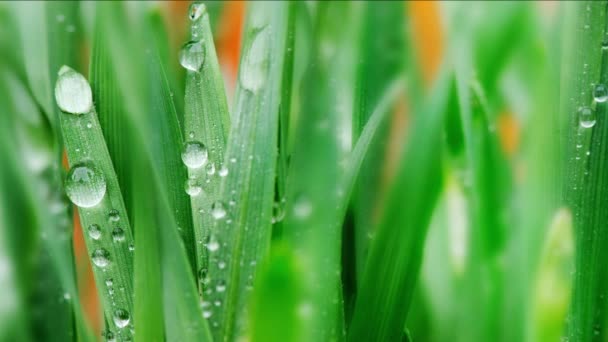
left=54, top=65, right=135, bottom=341
left=347, top=70, right=451, bottom=342
left=561, top=1, right=608, bottom=340
left=455, top=73, right=509, bottom=341
left=9, top=2, right=95, bottom=341
left=531, top=209, right=573, bottom=342
left=181, top=2, right=231, bottom=291
left=351, top=1, right=407, bottom=283
left=205, top=2, right=294, bottom=340
left=249, top=244, right=302, bottom=342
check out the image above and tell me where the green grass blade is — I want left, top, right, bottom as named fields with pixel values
left=54, top=66, right=135, bottom=341
left=347, top=70, right=451, bottom=341
left=352, top=1, right=407, bottom=284
left=205, top=2, right=294, bottom=340
left=561, top=1, right=608, bottom=340
left=336, top=79, right=404, bottom=231
left=181, top=2, right=231, bottom=291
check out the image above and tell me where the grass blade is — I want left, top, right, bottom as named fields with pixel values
left=352, top=1, right=407, bottom=284
left=206, top=2, right=294, bottom=340
left=54, top=65, right=135, bottom=341
left=347, top=70, right=451, bottom=341
left=181, top=2, right=231, bottom=291
left=562, top=1, right=608, bottom=340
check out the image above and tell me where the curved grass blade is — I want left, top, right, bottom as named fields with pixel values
left=561, top=1, right=608, bottom=340
left=351, top=1, right=407, bottom=284
left=204, top=2, right=295, bottom=340
left=181, top=2, right=231, bottom=292
left=54, top=66, right=134, bottom=341
left=347, top=70, right=451, bottom=341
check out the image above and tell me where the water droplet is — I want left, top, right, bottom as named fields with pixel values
left=86, top=122, right=93, bottom=129
left=198, top=267, right=208, bottom=281
left=579, top=106, right=596, bottom=128
left=181, top=141, right=208, bottom=168
left=104, top=330, right=116, bottom=342
left=271, top=202, right=284, bottom=223
left=54, top=66, right=92, bottom=114
left=188, top=2, right=206, bottom=21
left=112, top=227, right=125, bottom=242
left=293, top=195, right=312, bottom=219
left=185, top=179, right=203, bottom=196
left=216, top=280, right=226, bottom=292
left=211, top=201, right=227, bottom=219
left=88, top=224, right=101, bottom=240
left=594, top=84, right=608, bottom=102
left=214, top=300, right=222, bottom=307
left=203, top=310, right=212, bottom=318
left=240, top=27, right=269, bottom=91
left=105, top=278, right=114, bottom=287
left=179, top=41, right=206, bottom=72
left=91, top=248, right=111, bottom=268
left=188, top=131, right=195, bottom=139
left=108, top=209, right=120, bottom=222
left=602, top=42, right=608, bottom=51
left=113, top=309, right=130, bottom=328
left=65, top=162, right=106, bottom=208
left=218, top=260, right=226, bottom=269
left=218, top=165, right=229, bottom=177
left=128, top=243, right=135, bottom=252
left=207, top=240, right=219, bottom=252
left=206, top=163, right=216, bottom=175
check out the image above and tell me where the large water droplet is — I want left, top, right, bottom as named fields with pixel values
left=55, top=66, right=93, bottom=114
left=113, top=309, right=130, bottom=328
left=88, top=224, right=101, bottom=240
left=182, top=141, right=208, bottom=168
left=185, top=179, right=203, bottom=196
left=188, top=2, right=206, bottom=21
left=594, top=84, right=608, bottom=103
left=579, top=106, right=596, bottom=128
left=179, top=41, right=206, bottom=72
left=112, top=227, right=125, bottom=242
left=65, top=162, right=106, bottom=208
left=240, top=28, right=269, bottom=91
left=91, top=248, right=111, bottom=268
left=211, top=201, right=227, bottom=219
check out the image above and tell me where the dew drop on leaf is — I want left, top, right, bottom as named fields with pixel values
left=65, top=162, right=106, bottom=208
left=55, top=65, right=93, bottom=114
left=593, top=84, right=608, bottom=103
left=88, top=224, right=101, bottom=240
left=113, top=308, right=130, bottom=328
left=239, top=27, right=269, bottom=91
left=188, top=2, right=206, bottom=21
left=182, top=141, right=208, bottom=168
left=579, top=106, right=596, bottom=128
left=211, top=201, right=227, bottom=219
left=91, top=248, right=111, bottom=268
left=185, top=178, right=203, bottom=196
left=206, top=162, right=216, bottom=175
left=112, top=227, right=125, bottom=242
left=218, top=165, right=229, bottom=177
left=179, top=41, right=206, bottom=72
left=108, top=209, right=120, bottom=222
